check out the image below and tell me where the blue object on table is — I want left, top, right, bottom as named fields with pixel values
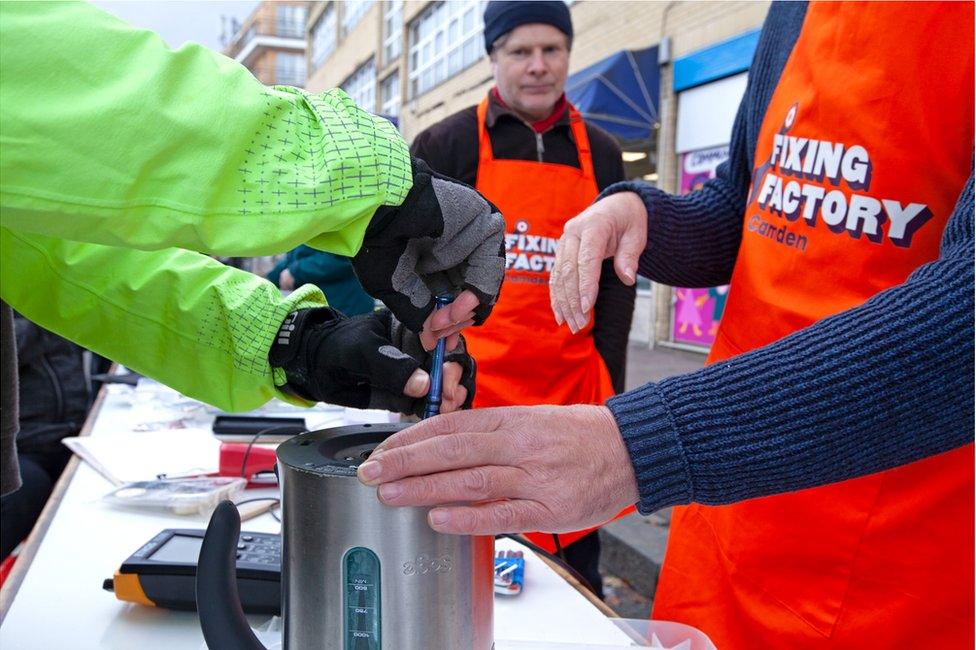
left=423, top=295, right=454, bottom=419
left=494, top=550, right=525, bottom=596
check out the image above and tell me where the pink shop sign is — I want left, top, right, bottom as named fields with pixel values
left=673, top=146, right=730, bottom=348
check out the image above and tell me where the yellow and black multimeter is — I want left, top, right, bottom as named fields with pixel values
left=103, top=528, right=281, bottom=614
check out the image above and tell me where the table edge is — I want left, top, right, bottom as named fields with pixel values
left=0, top=384, right=108, bottom=624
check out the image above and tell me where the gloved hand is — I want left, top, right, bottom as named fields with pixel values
left=268, top=307, right=475, bottom=417
left=352, top=158, right=506, bottom=333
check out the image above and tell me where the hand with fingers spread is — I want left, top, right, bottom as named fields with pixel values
left=268, top=307, right=475, bottom=416
left=352, top=158, right=507, bottom=334
left=357, top=405, right=640, bottom=535
left=550, top=191, right=648, bottom=333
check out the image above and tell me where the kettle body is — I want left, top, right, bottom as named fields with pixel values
left=197, top=423, right=495, bottom=650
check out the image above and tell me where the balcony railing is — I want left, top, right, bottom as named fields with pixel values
left=227, top=18, right=307, bottom=59
left=246, top=64, right=307, bottom=88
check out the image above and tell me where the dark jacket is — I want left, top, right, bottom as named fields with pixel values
left=411, top=91, right=636, bottom=392
left=1, top=302, right=18, bottom=495
left=13, top=313, right=94, bottom=456
left=267, top=246, right=375, bottom=316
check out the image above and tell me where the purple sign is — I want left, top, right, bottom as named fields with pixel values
left=679, top=145, right=728, bottom=194
left=673, top=146, right=731, bottom=348
left=672, top=286, right=730, bottom=346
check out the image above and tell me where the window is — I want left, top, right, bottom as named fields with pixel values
left=342, top=59, right=377, bottom=112
left=276, top=4, right=307, bottom=38
left=276, top=52, right=306, bottom=87
left=382, top=0, right=403, bottom=64
left=342, top=0, right=375, bottom=34
left=380, top=71, right=400, bottom=118
left=408, top=1, right=484, bottom=98
left=310, top=4, right=337, bottom=70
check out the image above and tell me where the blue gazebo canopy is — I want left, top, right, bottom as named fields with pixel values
left=565, top=46, right=660, bottom=142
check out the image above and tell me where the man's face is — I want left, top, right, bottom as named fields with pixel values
left=491, top=24, right=570, bottom=123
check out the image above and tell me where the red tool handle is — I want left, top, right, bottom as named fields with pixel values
left=218, top=443, right=278, bottom=487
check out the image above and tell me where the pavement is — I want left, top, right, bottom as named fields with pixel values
left=597, top=342, right=705, bottom=618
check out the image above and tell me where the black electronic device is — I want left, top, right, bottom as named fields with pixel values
left=103, top=528, right=281, bottom=614
left=211, top=415, right=306, bottom=443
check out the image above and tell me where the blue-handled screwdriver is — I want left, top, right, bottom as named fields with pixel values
left=423, top=294, right=454, bottom=419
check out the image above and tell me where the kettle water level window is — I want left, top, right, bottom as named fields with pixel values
left=407, top=0, right=485, bottom=98
left=342, top=59, right=377, bottom=113
left=343, top=547, right=381, bottom=649
left=310, top=4, right=337, bottom=71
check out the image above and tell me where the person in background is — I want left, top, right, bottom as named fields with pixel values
left=360, top=2, right=974, bottom=647
left=0, top=2, right=506, bottom=498
left=411, top=0, right=635, bottom=598
left=267, top=246, right=375, bottom=316
left=0, top=314, right=109, bottom=558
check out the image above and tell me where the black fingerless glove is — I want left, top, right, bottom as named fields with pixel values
left=352, top=158, right=506, bottom=332
left=269, top=307, right=475, bottom=416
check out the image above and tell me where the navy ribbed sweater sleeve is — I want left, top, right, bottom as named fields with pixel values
left=600, top=1, right=808, bottom=287
left=600, top=1, right=974, bottom=514
left=608, top=173, right=974, bottom=514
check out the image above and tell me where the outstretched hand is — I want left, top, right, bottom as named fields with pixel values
left=550, top=191, right=648, bottom=332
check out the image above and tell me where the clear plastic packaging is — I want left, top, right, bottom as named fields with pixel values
left=610, top=618, right=716, bottom=649
left=226, top=617, right=716, bottom=650
left=102, top=477, right=246, bottom=515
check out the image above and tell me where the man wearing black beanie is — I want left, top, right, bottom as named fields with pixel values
left=412, top=0, right=636, bottom=600
left=482, top=0, right=574, bottom=56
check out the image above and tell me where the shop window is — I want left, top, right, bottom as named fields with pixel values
left=407, top=0, right=485, bottom=98
left=342, top=59, right=377, bottom=112
left=343, top=0, right=375, bottom=35
left=310, top=4, right=337, bottom=71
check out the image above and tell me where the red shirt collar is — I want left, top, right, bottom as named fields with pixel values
left=491, top=87, right=569, bottom=133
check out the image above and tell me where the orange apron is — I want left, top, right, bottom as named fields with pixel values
left=468, top=97, right=623, bottom=551
left=653, top=3, right=975, bottom=648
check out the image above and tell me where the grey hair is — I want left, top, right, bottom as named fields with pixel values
left=489, top=33, right=511, bottom=59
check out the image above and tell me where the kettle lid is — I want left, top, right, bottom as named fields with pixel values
left=276, top=423, right=410, bottom=477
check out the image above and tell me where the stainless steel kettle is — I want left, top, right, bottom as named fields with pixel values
left=196, top=423, right=495, bottom=649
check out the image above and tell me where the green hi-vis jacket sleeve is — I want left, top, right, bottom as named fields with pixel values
left=0, top=2, right=413, bottom=411
left=1, top=228, right=323, bottom=412
left=0, top=1, right=411, bottom=254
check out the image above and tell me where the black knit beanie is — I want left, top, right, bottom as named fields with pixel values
left=483, top=1, right=573, bottom=53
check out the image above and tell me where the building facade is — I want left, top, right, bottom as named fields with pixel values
left=224, top=1, right=312, bottom=87
left=300, top=0, right=771, bottom=350
left=221, top=1, right=313, bottom=276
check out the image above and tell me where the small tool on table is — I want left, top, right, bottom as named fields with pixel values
left=423, top=294, right=454, bottom=419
